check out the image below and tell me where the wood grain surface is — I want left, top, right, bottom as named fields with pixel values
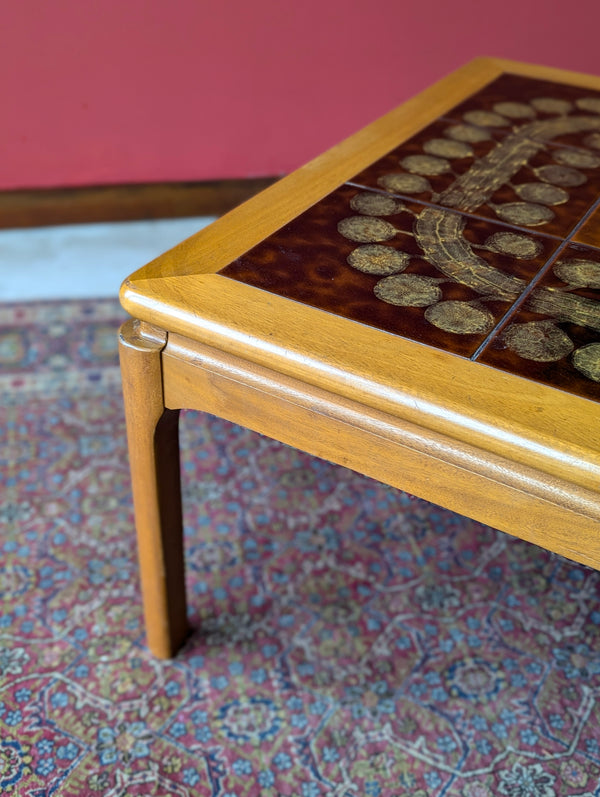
left=119, top=320, right=189, bottom=658
left=119, top=58, right=600, bottom=656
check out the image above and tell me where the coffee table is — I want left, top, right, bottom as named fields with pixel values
left=119, top=57, right=600, bottom=659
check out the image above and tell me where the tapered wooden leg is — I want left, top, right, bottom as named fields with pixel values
left=119, top=319, right=189, bottom=658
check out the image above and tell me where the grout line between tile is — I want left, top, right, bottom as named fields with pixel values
left=471, top=193, right=600, bottom=360
left=344, top=181, right=564, bottom=240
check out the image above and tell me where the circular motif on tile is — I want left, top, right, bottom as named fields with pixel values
left=492, top=101, right=536, bottom=119
left=400, top=154, right=452, bottom=176
left=424, top=301, right=494, bottom=334
left=531, top=97, right=573, bottom=114
left=576, top=96, right=600, bottom=114
left=485, top=231, right=542, bottom=259
left=572, top=343, right=600, bottom=382
left=494, top=201, right=554, bottom=226
left=347, top=245, right=410, bottom=275
left=463, top=110, right=509, bottom=127
left=552, top=148, right=600, bottom=169
left=444, top=123, right=492, bottom=143
left=349, top=192, right=402, bottom=216
left=584, top=132, right=600, bottom=149
left=514, top=182, right=569, bottom=206
left=535, top=164, right=587, bottom=187
left=217, top=697, right=282, bottom=744
left=553, top=258, right=600, bottom=288
left=337, top=216, right=397, bottom=243
left=422, top=138, right=473, bottom=159
left=446, top=658, right=504, bottom=700
left=504, top=321, right=574, bottom=362
left=377, top=172, right=431, bottom=194
left=374, top=274, right=442, bottom=306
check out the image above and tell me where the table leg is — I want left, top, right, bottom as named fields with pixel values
left=119, top=319, right=189, bottom=658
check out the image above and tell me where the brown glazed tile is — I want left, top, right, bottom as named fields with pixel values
left=350, top=117, right=502, bottom=205
left=221, top=73, right=600, bottom=398
left=477, top=244, right=600, bottom=401
left=573, top=204, right=600, bottom=249
left=354, top=143, right=600, bottom=239
left=351, top=76, right=600, bottom=239
left=221, top=185, right=559, bottom=358
left=447, top=73, right=600, bottom=135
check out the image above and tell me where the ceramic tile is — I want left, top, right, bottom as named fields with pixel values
left=448, top=73, right=600, bottom=149
left=573, top=203, right=600, bottom=249
left=477, top=243, right=600, bottom=401
left=350, top=117, right=501, bottom=206
left=222, top=72, right=600, bottom=401
left=351, top=90, right=600, bottom=239
left=221, top=185, right=559, bottom=357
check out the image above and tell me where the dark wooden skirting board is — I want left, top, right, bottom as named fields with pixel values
left=0, top=178, right=279, bottom=228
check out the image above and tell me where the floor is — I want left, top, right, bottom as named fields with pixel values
left=0, top=216, right=216, bottom=302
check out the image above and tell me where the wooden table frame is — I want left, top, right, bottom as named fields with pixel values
left=119, top=57, right=600, bottom=659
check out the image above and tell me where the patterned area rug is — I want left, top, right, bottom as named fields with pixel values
left=1, top=298, right=600, bottom=797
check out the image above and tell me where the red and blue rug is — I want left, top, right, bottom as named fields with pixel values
left=1, top=299, right=600, bottom=796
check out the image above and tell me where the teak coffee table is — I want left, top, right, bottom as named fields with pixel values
left=119, top=58, right=600, bottom=659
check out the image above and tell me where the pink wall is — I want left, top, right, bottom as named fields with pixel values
left=4, top=0, right=600, bottom=191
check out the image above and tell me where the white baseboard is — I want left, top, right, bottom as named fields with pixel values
left=0, top=216, right=215, bottom=302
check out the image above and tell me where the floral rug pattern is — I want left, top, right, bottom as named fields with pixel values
left=1, top=299, right=600, bottom=796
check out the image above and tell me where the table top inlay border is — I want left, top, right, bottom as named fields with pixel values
left=120, top=59, right=600, bottom=487
left=218, top=68, right=600, bottom=402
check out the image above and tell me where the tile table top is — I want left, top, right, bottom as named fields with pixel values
left=222, top=72, right=600, bottom=402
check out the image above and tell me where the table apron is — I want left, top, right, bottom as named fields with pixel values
left=161, top=335, right=600, bottom=570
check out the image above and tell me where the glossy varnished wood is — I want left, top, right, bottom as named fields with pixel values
left=118, top=320, right=189, bottom=658
left=122, top=274, right=600, bottom=494
left=120, top=58, right=600, bottom=657
left=161, top=332, right=600, bottom=567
